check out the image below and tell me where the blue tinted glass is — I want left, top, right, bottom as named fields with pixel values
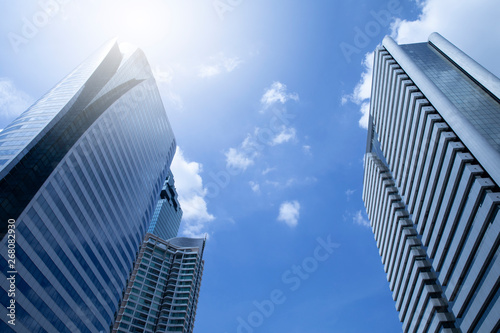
left=401, top=43, right=500, bottom=152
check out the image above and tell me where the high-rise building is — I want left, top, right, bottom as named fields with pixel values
left=0, top=40, right=177, bottom=332
left=111, top=169, right=206, bottom=333
left=148, top=169, right=183, bottom=240
left=363, top=32, right=500, bottom=333
left=110, top=165, right=206, bottom=333
left=112, top=234, right=205, bottom=333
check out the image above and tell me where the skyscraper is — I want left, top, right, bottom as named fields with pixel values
left=112, top=234, right=205, bottom=333
left=148, top=169, right=183, bottom=240
left=111, top=166, right=206, bottom=333
left=363, top=33, right=500, bottom=332
left=0, top=40, right=177, bottom=332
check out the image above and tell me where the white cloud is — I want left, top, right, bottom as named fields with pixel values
left=153, top=66, right=174, bottom=84
left=350, top=52, right=374, bottom=104
left=391, top=0, right=500, bottom=76
left=358, top=102, right=370, bottom=129
left=277, top=200, right=301, bottom=228
left=222, top=81, right=299, bottom=173
left=153, top=67, right=183, bottom=109
left=341, top=95, right=349, bottom=105
left=353, top=210, right=370, bottom=228
left=284, top=177, right=316, bottom=187
left=260, top=81, right=299, bottom=109
left=223, top=57, right=242, bottom=72
left=271, top=126, right=296, bottom=145
left=241, top=133, right=257, bottom=150
left=0, top=78, right=32, bottom=121
left=392, top=0, right=499, bottom=49
left=265, top=180, right=280, bottom=187
left=302, top=145, right=311, bottom=155
left=225, top=147, right=255, bottom=172
left=347, top=0, right=500, bottom=129
left=198, top=54, right=242, bottom=78
left=345, top=189, right=355, bottom=201
left=342, top=52, right=374, bottom=129
left=249, top=181, right=260, bottom=193
left=170, top=148, right=214, bottom=238
left=226, top=124, right=296, bottom=172
left=262, top=167, right=276, bottom=175
left=179, top=196, right=213, bottom=237
left=198, top=65, right=221, bottom=78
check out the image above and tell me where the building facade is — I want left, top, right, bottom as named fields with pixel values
left=111, top=168, right=207, bottom=333
left=0, top=40, right=177, bottom=332
left=363, top=33, right=500, bottom=332
left=112, top=234, right=205, bottom=333
left=148, top=169, right=183, bottom=240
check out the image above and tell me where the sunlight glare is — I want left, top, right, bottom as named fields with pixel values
left=106, top=1, right=171, bottom=46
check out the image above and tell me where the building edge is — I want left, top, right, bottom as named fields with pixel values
left=382, top=33, right=500, bottom=187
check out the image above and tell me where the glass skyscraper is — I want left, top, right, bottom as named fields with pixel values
left=0, top=40, right=177, bottom=332
left=112, top=234, right=205, bottom=333
left=363, top=33, right=500, bottom=332
left=148, top=169, right=183, bottom=241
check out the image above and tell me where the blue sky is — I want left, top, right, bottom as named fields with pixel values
left=1, top=0, right=500, bottom=332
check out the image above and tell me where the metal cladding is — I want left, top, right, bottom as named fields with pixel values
left=363, top=33, right=500, bottom=333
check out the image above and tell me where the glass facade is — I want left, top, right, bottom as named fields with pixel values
left=0, top=41, right=177, bottom=332
left=148, top=169, right=183, bottom=240
left=0, top=40, right=117, bottom=172
left=0, top=40, right=124, bottom=238
left=363, top=33, right=500, bottom=332
left=112, top=234, right=205, bottom=333
left=401, top=43, right=500, bottom=152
